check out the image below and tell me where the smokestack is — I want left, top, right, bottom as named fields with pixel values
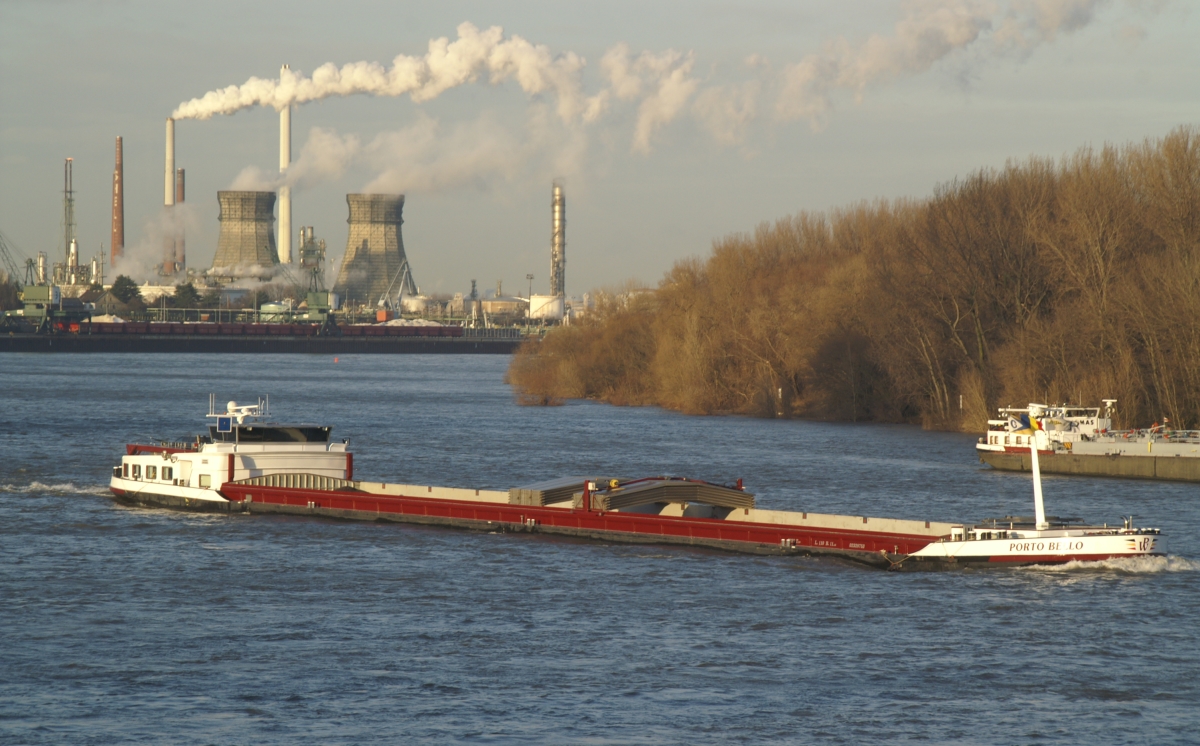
left=278, top=68, right=292, bottom=264
left=551, top=181, right=565, bottom=296
left=63, top=158, right=76, bottom=264
left=165, top=118, right=175, bottom=206
left=111, top=137, right=124, bottom=266
left=174, top=168, right=186, bottom=271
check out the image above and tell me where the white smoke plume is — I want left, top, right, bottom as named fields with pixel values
left=179, top=2, right=1135, bottom=168
left=230, top=127, right=361, bottom=192
left=596, top=45, right=700, bottom=153
left=113, top=204, right=201, bottom=284
left=775, top=0, right=1114, bottom=128
left=230, top=111, right=589, bottom=197
left=172, top=22, right=595, bottom=124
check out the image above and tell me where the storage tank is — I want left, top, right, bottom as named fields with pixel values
left=529, top=294, right=565, bottom=321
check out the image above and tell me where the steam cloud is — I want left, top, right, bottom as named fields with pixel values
left=775, top=0, right=1114, bottom=127
left=115, top=204, right=199, bottom=284
left=177, top=1, right=1136, bottom=163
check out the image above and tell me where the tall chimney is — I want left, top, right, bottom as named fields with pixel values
left=165, top=118, right=175, bottom=206
left=111, top=137, right=124, bottom=266
left=174, top=168, right=186, bottom=271
left=63, top=158, right=76, bottom=264
left=278, top=66, right=292, bottom=265
left=551, top=181, right=566, bottom=296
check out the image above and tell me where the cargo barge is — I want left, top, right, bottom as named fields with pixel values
left=1, top=321, right=521, bottom=353
left=108, top=399, right=1164, bottom=571
left=977, top=400, right=1200, bottom=481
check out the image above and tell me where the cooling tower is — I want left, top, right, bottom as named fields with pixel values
left=332, top=194, right=417, bottom=306
left=212, top=191, right=278, bottom=275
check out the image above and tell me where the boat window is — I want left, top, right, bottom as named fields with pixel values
left=147, top=465, right=157, bottom=480
left=163, top=466, right=173, bottom=481
left=1004, top=436, right=1010, bottom=445
left=123, top=463, right=129, bottom=478
left=132, top=464, right=141, bottom=479
left=208, top=425, right=332, bottom=443
left=199, top=474, right=211, bottom=488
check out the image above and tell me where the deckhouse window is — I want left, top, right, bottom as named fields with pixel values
left=123, top=463, right=129, bottom=478
left=147, top=465, right=157, bottom=480
left=1004, top=436, right=1010, bottom=445
left=163, top=466, right=173, bottom=481
left=132, top=464, right=141, bottom=479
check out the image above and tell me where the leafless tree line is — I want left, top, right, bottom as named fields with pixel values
left=508, top=127, right=1200, bottom=430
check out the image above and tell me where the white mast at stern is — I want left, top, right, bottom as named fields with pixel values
left=1028, top=404, right=1048, bottom=530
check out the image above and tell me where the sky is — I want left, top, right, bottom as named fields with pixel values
left=2, top=0, right=1198, bottom=297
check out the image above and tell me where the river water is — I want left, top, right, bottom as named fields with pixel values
left=1, top=354, right=1196, bottom=745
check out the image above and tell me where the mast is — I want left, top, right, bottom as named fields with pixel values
left=1029, top=405, right=1048, bottom=530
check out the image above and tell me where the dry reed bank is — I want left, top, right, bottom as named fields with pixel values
left=508, top=128, right=1200, bottom=431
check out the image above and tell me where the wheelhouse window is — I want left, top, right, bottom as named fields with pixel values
left=208, top=425, right=333, bottom=443
left=123, top=463, right=129, bottom=478
left=132, top=464, right=141, bottom=479
left=163, top=466, right=173, bottom=481
left=147, top=465, right=157, bottom=480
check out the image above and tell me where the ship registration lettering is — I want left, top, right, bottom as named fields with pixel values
left=1008, top=540, right=1086, bottom=552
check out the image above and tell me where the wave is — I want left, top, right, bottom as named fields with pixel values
left=0, top=481, right=112, bottom=497
left=1020, top=554, right=1199, bottom=574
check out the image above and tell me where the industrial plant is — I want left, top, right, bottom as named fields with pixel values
left=1, top=86, right=580, bottom=345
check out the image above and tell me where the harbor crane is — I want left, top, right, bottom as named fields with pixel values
left=0, top=230, right=24, bottom=286
left=376, top=260, right=412, bottom=312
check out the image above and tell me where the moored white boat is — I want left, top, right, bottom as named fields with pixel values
left=976, top=400, right=1200, bottom=481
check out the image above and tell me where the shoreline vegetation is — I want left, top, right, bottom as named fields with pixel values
left=507, top=127, right=1200, bottom=432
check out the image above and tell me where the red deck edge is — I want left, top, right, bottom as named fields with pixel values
left=219, top=483, right=942, bottom=556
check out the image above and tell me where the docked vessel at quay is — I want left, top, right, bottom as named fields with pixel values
left=109, top=399, right=1164, bottom=571
left=977, top=400, right=1200, bottom=481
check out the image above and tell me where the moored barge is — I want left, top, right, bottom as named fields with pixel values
left=978, top=400, right=1200, bottom=481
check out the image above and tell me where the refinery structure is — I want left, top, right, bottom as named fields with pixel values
left=2, top=80, right=580, bottom=339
